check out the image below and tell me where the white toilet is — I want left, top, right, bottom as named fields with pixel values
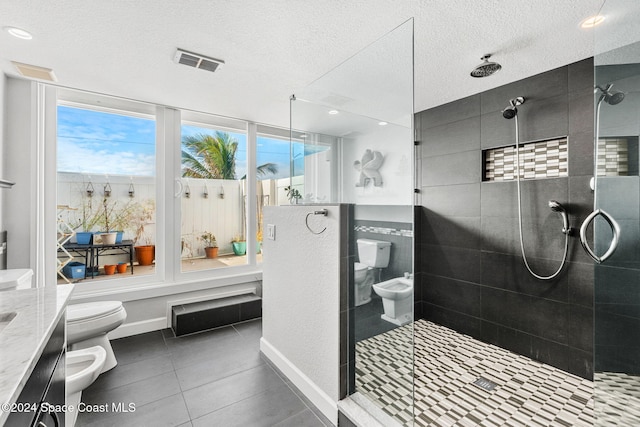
left=354, top=239, right=392, bottom=306
left=66, top=301, right=127, bottom=373
left=66, top=346, right=107, bottom=427
left=373, top=273, right=414, bottom=326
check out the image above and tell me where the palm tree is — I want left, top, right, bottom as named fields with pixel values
left=182, top=131, right=278, bottom=179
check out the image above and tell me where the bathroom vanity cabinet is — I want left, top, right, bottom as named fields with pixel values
left=5, top=315, right=66, bottom=427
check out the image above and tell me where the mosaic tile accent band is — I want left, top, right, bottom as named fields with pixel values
left=354, top=225, right=413, bottom=238
left=356, top=319, right=595, bottom=427
left=484, top=138, right=568, bottom=181
left=597, top=138, right=628, bottom=176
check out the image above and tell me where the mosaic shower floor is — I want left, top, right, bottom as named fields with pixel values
left=356, top=319, right=595, bottom=427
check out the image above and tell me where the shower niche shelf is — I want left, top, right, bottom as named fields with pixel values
left=483, top=137, right=568, bottom=182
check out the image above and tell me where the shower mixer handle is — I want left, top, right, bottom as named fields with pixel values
left=579, top=209, right=621, bottom=264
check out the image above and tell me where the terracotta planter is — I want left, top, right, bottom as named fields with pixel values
left=104, top=264, right=116, bottom=275
left=135, top=245, right=155, bottom=266
left=116, top=263, right=127, bottom=274
left=204, top=247, right=219, bottom=259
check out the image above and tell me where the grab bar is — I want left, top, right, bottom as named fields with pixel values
left=579, top=209, right=621, bottom=264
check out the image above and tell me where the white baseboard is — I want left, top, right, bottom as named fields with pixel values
left=260, top=337, right=337, bottom=425
left=107, top=317, right=166, bottom=340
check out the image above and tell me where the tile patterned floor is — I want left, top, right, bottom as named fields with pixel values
left=594, top=371, right=640, bottom=426
left=356, top=319, right=596, bottom=427
left=76, top=319, right=332, bottom=427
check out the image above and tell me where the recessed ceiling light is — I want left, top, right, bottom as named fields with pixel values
left=4, top=26, right=32, bottom=40
left=328, top=110, right=339, bottom=115
left=299, top=133, right=307, bottom=138
left=581, top=15, right=605, bottom=28
left=378, top=121, right=388, bottom=126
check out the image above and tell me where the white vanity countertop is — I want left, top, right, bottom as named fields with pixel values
left=0, top=284, right=74, bottom=423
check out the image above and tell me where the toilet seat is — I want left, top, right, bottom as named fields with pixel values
left=67, top=301, right=126, bottom=343
left=67, top=301, right=123, bottom=323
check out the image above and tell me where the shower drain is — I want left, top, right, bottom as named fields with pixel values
left=472, top=377, right=498, bottom=392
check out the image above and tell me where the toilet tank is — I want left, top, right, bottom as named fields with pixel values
left=357, top=239, right=392, bottom=268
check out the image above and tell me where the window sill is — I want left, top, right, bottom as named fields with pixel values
left=69, top=269, right=263, bottom=303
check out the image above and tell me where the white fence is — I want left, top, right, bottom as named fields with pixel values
left=57, top=173, right=296, bottom=259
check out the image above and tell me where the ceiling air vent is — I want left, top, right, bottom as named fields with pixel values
left=174, top=49, right=224, bottom=73
left=11, top=61, right=57, bottom=82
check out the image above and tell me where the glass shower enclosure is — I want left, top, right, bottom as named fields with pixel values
left=593, top=0, right=640, bottom=425
left=289, top=20, right=415, bottom=425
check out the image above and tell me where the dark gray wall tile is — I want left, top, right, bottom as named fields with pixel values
left=480, top=107, right=516, bottom=149
left=481, top=215, right=572, bottom=261
left=568, top=262, right=594, bottom=308
left=421, top=116, right=481, bottom=157
left=481, top=67, right=568, bottom=114
left=423, top=150, right=482, bottom=186
left=415, top=61, right=595, bottom=379
left=480, top=251, right=568, bottom=302
left=422, top=274, right=482, bottom=317
left=569, top=58, right=594, bottom=94
left=568, top=131, right=595, bottom=177
left=422, top=183, right=480, bottom=217
left=421, top=210, right=482, bottom=250
left=481, top=287, right=569, bottom=344
left=569, top=91, right=594, bottom=137
left=422, top=303, right=482, bottom=338
left=517, top=94, right=569, bottom=143
left=420, top=94, right=481, bottom=129
left=567, top=347, right=593, bottom=380
left=568, top=304, right=594, bottom=352
left=419, top=244, right=481, bottom=284
left=596, top=176, right=640, bottom=219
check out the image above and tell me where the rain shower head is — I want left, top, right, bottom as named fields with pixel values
left=502, top=97, right=525, bottom=119
left=470, top=54, right=502, bottom=78
left=596, top=83, right=625, bottom=105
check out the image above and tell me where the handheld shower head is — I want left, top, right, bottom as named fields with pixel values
left=502, top=97, right=525, bottom=120
left=596, top=83, right=625, bottom=106
left=549, top=200, right=570, bottom=234
left=548, top=200, right=565, bottom=212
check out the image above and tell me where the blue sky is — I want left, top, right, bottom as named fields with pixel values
left=57, top=106, right=156, bottom=176
left=58, top=105, right=320, bottom=179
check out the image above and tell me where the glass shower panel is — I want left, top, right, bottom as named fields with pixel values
left=291, top=19, right=415, bottom=425
left=593, top=1, right=640, bottom=425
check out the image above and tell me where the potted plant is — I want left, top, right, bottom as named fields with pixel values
left=200, top=232, right=219, bottom=258
left=132, top=200, right=156, bottom=266
left=284, top=185, right=302, bottom=204
left=231, top=235, right=246, bottom=256
left=70, top=196, right=102, bottom=244
left=97, top=196, right=117, bottom=244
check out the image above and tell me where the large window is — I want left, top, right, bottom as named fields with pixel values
left=179, top=112, right=250, bottom=272
left=52, top=88, right=282, bottom=290
left=56, top=90, right=157, bottom=284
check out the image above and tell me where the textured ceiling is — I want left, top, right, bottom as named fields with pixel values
left=0, top=0, right=617, bottom=129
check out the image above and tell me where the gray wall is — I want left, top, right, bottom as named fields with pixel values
left=415, top=58, right=594, bottom=379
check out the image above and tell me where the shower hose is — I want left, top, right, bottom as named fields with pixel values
left=514, top=115, right=569, bottom=280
